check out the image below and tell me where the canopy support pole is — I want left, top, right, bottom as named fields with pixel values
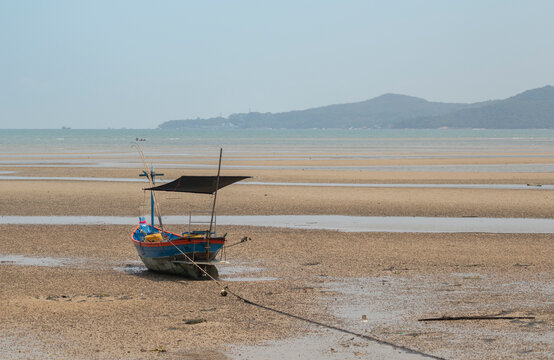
left=208, top=148, right=223, bottom=237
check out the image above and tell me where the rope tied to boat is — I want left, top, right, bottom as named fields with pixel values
left=224, top=236, right=250, bottom=249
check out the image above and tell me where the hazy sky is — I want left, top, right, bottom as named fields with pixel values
left=1, top=1, right=553, bottom=129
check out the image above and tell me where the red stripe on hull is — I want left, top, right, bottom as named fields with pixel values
left=133, top=237, right=225, bottom=247
left=131, top=225, right=225, bottom=247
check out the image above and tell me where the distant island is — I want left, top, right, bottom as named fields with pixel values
left=159, top=85, right=554, bottom=129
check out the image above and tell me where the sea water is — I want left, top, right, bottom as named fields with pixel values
left=1, top=128, right=554, bottom=154
left=1, top=129, right=554, bottom=174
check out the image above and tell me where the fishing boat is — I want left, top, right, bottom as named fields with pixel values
left=131, top=149, right=250, bottom=279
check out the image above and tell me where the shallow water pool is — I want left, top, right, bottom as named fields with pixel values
left=1, top=215, right=553, bottom=233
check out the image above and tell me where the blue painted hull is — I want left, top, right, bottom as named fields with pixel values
left=131, top=225, right=225, bottom=278
left=133, top=241, right=224, bottom=259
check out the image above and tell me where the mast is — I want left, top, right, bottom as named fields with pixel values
left=140, top=166, right=164, bottom=226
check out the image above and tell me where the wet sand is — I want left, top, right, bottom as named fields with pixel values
left=1, top=179, right=554, bottom=219
left=0, top=152, right=553, bottom=359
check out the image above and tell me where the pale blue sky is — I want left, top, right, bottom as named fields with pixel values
left=1, top=1, right=553, bottom=129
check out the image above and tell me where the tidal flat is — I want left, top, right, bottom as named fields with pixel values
left=0, top=129, right=553, bottom=359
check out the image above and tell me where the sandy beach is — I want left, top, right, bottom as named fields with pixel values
left=1, top=147, right=553, bottom=359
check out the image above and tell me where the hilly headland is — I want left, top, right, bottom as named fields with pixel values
left=159, top=85, right=554, bottom=129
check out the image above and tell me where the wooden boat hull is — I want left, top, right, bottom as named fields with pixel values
left=131, top=225, right=225, bottom=279
left=138, top=255, right=220, bottom=278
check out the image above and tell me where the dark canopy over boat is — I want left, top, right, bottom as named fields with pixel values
left=145, top=175, right=251, bottom=194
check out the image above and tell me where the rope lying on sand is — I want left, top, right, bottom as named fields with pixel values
left=231, top=292, right=447, bottom=360
left=164, top=240, right=446, bottom=359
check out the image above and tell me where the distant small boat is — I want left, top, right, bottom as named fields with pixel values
left=131, top=149, right=250, bottom=278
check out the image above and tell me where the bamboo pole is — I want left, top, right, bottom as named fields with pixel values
left=208, top=148, right=223, bottom=236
